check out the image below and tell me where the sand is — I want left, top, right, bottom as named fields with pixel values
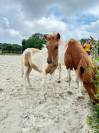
left=0, top=55, right=91, bottom=133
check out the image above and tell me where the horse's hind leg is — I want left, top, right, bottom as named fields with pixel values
left=22, top=65, right=28, bottom=93
left=67, top=69, right=72, bottom=94
left=26, top=66, right=32, bottom=87
left=67, top=69, right=71, bottom=88
left=24, top=65, right=31, bottom=87
left=65, top=69, right=71, bottom=82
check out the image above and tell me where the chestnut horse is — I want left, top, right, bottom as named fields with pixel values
left=45, top=33, right=98, bottom=103
left=44, top=33, right=70, bottom=82
left=65, top=39, right=98, bottom=102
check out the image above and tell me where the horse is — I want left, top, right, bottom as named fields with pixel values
left=21, top=33, right=60, bottom=92
left=44, top=33, right=70, bottom=81
left=45, top=33, right=98, bottom=103
left=64, top=39, right=98, bottom=103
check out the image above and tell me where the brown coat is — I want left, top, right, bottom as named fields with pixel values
left=64, top=39, right=98, bottom=103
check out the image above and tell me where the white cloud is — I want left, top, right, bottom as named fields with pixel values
left=0, top=27, right=22, bottom=43
left=18, top=14, right=69, bottom=38
left=89, top=5, right=99, bottom=16
left=0, top=0, right=99, bottom=43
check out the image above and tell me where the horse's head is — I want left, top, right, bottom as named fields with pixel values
left=44, top=33, right=60, bottom=65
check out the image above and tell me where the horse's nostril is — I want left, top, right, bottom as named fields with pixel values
left=47, top=58, right=52, bottom=64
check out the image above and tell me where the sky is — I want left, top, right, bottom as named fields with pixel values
left=0, top=0, right=99, bottom=44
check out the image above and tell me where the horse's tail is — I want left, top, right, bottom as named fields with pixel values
left=77, top=54, right=98, bottom=103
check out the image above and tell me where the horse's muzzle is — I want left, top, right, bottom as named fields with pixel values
left=47, top=58, right=52, bottom=64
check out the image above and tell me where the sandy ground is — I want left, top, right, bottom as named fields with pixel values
left=0, top=55, right=92, bottom=133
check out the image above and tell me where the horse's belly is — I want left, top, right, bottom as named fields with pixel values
left=31, top=51, right=47, bottom=70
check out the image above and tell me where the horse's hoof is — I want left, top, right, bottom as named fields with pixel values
left=92, top=99, right=99, bottom=105
left=92, top=101, right=96, bottom=105
left=67, top=91, right=73, bottom=95
left=44, top=92, right=47, bottom=100
left=65, top=79, right=69, bottom=82
left=57, top=80, right=61, bottom=83
left=77, top=95, right=84, bottom=100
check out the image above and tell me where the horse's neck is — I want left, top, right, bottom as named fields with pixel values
left=58, top=39, right=67, bottom=64
left=59, top=39, right=66, bottom=46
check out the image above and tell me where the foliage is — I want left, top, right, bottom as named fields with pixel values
left=80, top=38, right=87, bottom=45
left=80, top=36, right=99, bottom=56
left=22, top=33, right=46, bottom=52
left=89, top=55, right=99, bottom=133
left=87, top=60, right=99, bottom=133
left=87, top=104, right=99, bottom=133
left=0, top=43, right=22, bottom=54
left=84, top=36, right=99, bottom=132
left=90, top=37, right=99, bottom=59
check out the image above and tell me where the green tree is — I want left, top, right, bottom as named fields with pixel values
left=22, top=39, right=26, bottom=52
left=22, top=33, right=46, bottom=51
left=80, top=38, right=86, bottom=46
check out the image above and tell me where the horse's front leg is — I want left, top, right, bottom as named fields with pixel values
left=57, top=63, right=62, bottom=83
left=50, top=73, right=56, bottom=97
left=75, top=71, right=84, bottom=98
left=76, top=79, right=83, bottom=97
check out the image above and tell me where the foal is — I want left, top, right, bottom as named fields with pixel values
left=22, top=33, right=60, bottom=88
left=44, top=33, right=70, bottom=82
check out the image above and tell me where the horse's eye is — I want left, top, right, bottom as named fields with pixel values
left=54, top=46, right=58, bottom=50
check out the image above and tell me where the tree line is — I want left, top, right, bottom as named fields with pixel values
left=0, top=33, right=46, bottom=54
left=0, top=43, right=22, bottom=54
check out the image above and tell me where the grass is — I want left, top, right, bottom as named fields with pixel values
left=87, top=65, right=99, bottom=133
left=96, top=56, right=99, bottom=62
left=87, top=104, right=99, bottom=133
left=0, top=53, right=21, bottom=55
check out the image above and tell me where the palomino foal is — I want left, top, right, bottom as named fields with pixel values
left=22, top=33, right=60, bottom=89
left=44, top=33, right=70, bottom=81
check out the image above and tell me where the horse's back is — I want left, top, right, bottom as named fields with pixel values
left=64, top=38, right=87, bottom=69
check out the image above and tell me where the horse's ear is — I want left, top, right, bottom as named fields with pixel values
left=57, top=33, right=60, bottom=40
